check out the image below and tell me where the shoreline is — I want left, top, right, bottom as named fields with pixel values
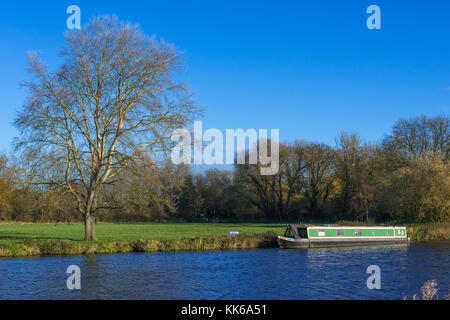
left=0, top=233, right=278, bottom=258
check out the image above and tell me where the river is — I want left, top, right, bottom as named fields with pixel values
left=1, top=241, right=448, bottom=299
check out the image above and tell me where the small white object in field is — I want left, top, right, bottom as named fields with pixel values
left=229, top=231, right=239, bottom=237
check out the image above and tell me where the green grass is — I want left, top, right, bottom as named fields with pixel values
left=406, top=223, right=450, bottom=241
left=0, top=222, right=286, bottom=242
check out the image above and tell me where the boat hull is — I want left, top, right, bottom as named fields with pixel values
left=277, top=236, right=408, bottom=249
left=277, top=237, right=310, bottom=249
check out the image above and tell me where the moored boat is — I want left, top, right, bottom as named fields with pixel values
left=277, top=224, right=409, bottom=249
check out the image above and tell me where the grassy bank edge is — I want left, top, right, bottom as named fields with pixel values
left=0, top=233, right=278, bottom=258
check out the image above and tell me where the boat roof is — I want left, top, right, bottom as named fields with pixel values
left=306, top=226, right=403, bottom=229
left=286, top=224, right=404, bottom=229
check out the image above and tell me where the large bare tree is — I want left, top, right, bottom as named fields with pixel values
left=14, top=16, right=197, bottom=240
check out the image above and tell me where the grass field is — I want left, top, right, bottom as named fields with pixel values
left=0, top=222, right=285, bottom=243
left=0, top=222, right=448, bottom=257
left=0, top=222, right=285, bottom=257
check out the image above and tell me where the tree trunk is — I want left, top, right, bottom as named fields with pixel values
left=364, top=198, right=369, bottom=223
left=84, top=213, right=96, bottom=241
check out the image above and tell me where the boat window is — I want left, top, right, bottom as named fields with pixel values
left=297, top=228, right=308, bottom=239
left=337, top=230, right=344, bottom=236
left=354, top=230, right=362, bottom=236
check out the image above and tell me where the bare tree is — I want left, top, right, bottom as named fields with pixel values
left=14, top=16, right=197, bottom=240
left=235, top=142, right=305, bottom=220
left=383, top=115, right=449, bottom=162
left=298, top=143, right=336, bottom=215
left=335, top=132, right=361, bottom=215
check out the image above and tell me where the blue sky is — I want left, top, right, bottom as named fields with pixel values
left=0, top=0, right=449, bottom=153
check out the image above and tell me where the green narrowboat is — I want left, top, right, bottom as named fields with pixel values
left=277, top=224, right=409, bottom=249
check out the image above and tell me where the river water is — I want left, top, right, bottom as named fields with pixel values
left=1, top=241, right=448, bottom=299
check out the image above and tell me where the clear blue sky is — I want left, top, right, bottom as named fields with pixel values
left=0, top=0, right=449, bottom=153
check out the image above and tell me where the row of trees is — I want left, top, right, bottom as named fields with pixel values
left=1, top=114, right=448, bottom=224
left=234, top=114, right=448, bottom=223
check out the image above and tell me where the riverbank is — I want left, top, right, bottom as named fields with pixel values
left=0, top=233, right=278, bottom=257
left=0, top=222, right=448, bottom=257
